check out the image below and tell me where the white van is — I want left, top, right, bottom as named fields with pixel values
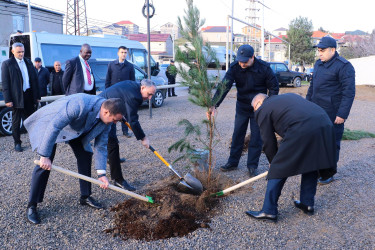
left=8, top=32, right=160, bottom=76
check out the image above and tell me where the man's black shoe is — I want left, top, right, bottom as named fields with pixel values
left=120, top=157, right=126, bottom=163
left=220, top=163, right=238, bottom=172
left=245, top=210, right=277, bottom=221
left=172, top=94, right=178, bottom=97
left=15, top=143, right=23, bottom=152
left=114, top=180, right=136, bottom=191
left=318, top=177, right=334, bottom=185
left=27, top=206, right=40, bottom=224
left=79, top=197, right=104, bottom=209
left=248, top=168, right=257, bottom=177
left=294, top=200, right=314, bottom=215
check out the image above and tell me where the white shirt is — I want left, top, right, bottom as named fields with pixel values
left=78, top=55, right=94, bottom=91
left=15, top=57, right=30, bottom=91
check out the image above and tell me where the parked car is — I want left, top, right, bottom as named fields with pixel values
left=269, top=62, right=305, bottom=87
left=0, top=60, right=167, bottom=136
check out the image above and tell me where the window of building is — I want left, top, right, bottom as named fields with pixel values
left=12, top=14, right=24, bottom=32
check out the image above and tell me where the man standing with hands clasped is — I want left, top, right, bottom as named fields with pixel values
left=306, top=36, right=355, bottom=185
left=208, top=44, right=279, bottom=177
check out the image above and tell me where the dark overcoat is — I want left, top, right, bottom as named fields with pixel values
left=1, top=57, right=40, bottom=108
left=62, top=56, right=96, bottom=95
left=105, top=59, right=135, bottom=88
left=49, top=70, right=65, bottom=95
left=36, top=66, right=50, bottom=97
left=255, top=93, right=337, bottom=179
left=99, top=80, right=145, bottom=140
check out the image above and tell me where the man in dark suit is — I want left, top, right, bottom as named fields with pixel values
left=245, top=93, right=337, bottom=221
left=62, top=44, right=96, bottom=95
left=24, top=94, right=126, bottom=224
left=99, top=79, right=154, bottom=191
left=1, top=42, right=40, bottom=152
left=49, top=61, right=65, bottom=95
left=105, top=46, right=136, bottom=138
left=306, top=36, right=355, bottom=185
left=34, top=57, right=50, bottom=107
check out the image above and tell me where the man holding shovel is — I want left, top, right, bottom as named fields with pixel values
left=245, top=93, right=337, bottom=221
left=24, top=94, right=126, bottom=224
left=99, top=79, right=155, bottom=191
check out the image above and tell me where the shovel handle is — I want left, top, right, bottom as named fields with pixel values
left=33, top=160, right=154, bottom=203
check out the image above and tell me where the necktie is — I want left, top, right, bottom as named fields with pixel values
left=19, top=61, right=27, bottom=92
left=84, top=61, right=92, bottom=85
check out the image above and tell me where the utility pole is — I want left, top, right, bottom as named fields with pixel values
left=66, top=0, right=89, bottom=35
left=245, top=0, right=259, bottom=53
left=27, top=0, right=32, bottom=32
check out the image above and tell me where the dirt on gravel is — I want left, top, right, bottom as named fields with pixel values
left=106, top=172, right=234, bottom=241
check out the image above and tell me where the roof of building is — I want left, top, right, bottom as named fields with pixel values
left=201, top=26, right=230, bottom=32
left=345, top=30, right=369, bottom=36
left=116, top=20, right=135, bottom=25
left=126, top=33, right=171, bottom=42
left=274, top=27, right=288, bottom=31
left=3, top=0, right=63, bottom=16
left=312, top=30, right=328, bottom=38
left=264, top=35, right=288, bottom=43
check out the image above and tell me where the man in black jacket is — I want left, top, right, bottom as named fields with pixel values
left=34, top=57, right=49, bottom=107
left=105, top=46, right=136, bottom=138
left=245, top=93, right=336, bottom=221
left=49, top=61, right=65, bottom=96
left=306, top=36, right=355, bottom=185
left=208, top=44, right=279, bottom=177
left=62, top=44, right=96, bottom=95
left=1, top=43, right=40, bottom=152
left=99, top=79, right=155, bottom=190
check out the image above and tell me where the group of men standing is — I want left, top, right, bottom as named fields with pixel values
left=1, top=35, right=355, bottom=225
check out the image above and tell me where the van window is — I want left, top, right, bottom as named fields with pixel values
left=134, top=67, right=146, bottom=82
left=132, top=49, right=146, bottom=72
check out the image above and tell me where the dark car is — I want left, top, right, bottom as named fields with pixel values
left=0, top=60, right=168, bottom=136
left=269, top=62, right=305, bottom=87
left=89, top=59, right=167, bottom=108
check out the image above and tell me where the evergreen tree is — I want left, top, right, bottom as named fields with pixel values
left=285, top=16, right=315, bottom=66
left=168, top=0, right=225, bottom=185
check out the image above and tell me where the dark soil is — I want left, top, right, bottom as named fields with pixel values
left=106, top=174, right=233, bottom=241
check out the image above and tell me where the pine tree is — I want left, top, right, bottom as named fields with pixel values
left=168, top=0, right=225, bottom=186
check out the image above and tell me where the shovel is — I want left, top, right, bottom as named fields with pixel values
left=123, top=119, right=203, bottom=195
left=34, top=160, right=154, bottom=203
left=212, top=171, right=268, bottom=197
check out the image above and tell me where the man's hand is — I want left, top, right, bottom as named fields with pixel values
left=206, top=106, right=216, bottom=119
left=334, top=116, right=345, bottom=124
left=98, top=176, right=109, bottom=189
left=39, top=156, right=52, bottom=170
left=36, top=99, right=41, bottom=103
left=141, top=137, right=150, bottom=148
left=5, top=102, right=13, bottom=107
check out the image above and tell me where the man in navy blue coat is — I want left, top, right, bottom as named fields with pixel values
left=34, top=57, right=50, bottom=107
left=208, top=44, right=279, bottom=177
left=306, top=36, right=355, bottom=185
left=105, top=46, right=136, bottom=138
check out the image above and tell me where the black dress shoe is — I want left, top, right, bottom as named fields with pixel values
left=15, top=143, right=23, bottom=152
left=120, top=157, right=126, bottom=163
left=220, top=163, right=238, bottom=172
left=114, top=180, right=136, bottom=191
left=318, top=177, right=334, bottom=185
left=79, top=196, right=104, bottom=209
left=248, top=168, right=257, bottom=177
left=294, top=200, right=314, bottom=215
left=27, top=206, right=40, bottom=224
left=172, top=94, right=178, bottom=97
left=245, top=210, right=277, bottom=221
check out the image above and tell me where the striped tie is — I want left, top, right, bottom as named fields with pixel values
left=84, top=61, right=92, bottom=85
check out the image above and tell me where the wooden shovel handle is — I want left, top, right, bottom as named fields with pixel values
left=34, top=160, right=153, bottom=203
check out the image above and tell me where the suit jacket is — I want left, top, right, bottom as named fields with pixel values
left=24, top=93, right=111, bottom=171
left=1, top=57, right=40, bottom=108
left=36, top=66, right=50, bottom=96
left=99, top=80, right=145, bottom=140
left=62, top=56, right=96, bottom=95
left=105, top=59, right=135, bottom=88
left=49, top=70, right=65, bottom=95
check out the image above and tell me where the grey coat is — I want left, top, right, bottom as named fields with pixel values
left=24, top=93, right=111, bottom=171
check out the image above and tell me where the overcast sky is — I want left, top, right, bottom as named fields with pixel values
left=29, top=0, right=374, bottom=34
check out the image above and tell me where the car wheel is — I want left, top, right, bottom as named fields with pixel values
left=152, top=90, right=164, bottom=108
left=293, top=77, right=301, bottom=87
left=0, top=107, right=21, bottom=136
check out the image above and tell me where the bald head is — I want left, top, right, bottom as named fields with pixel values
left=251, top=93, right=268, bottom=111
left=80, top=43, right=92, bottom=61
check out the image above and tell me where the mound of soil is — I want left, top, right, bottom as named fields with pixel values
left=106, top=174, right=232, bottom=241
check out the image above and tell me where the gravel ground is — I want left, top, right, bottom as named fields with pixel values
left=0, top=87, right=374, bottom=249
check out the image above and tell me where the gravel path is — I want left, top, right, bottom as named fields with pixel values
left=0, top=87, right=374, bottom=249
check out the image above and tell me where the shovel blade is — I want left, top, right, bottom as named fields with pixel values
left=184, top=173, right=203, bottom=194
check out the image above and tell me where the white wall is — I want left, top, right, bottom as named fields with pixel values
left=349, top=55, right=375, bottom=85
